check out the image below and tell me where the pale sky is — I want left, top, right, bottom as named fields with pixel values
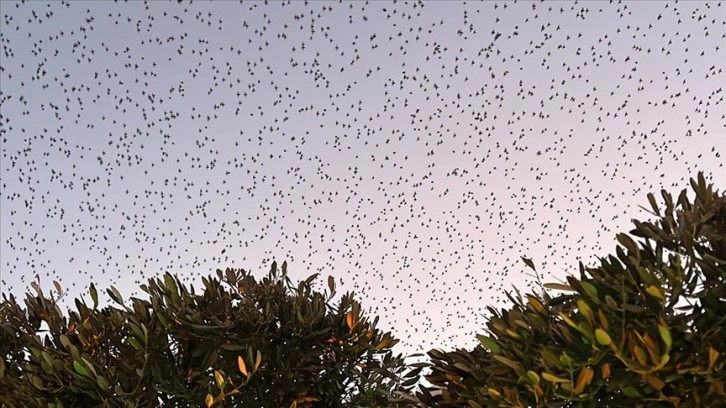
left=1, top=0, right=724, bottom=355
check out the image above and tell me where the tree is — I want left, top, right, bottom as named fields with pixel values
left=418, top=173, right=725, bottom=407
left=0, top=261, right=421, bottom=407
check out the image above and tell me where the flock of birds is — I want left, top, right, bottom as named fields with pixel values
left=1, top=0, right=724, bottom=354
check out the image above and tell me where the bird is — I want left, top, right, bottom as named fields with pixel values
left=0, top=0, right=724, bottom=356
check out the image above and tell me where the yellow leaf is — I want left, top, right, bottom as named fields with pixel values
left=214, top=370, right=224, bottom=387
left=658, top=323, right=672, bottom=350
left=541, top=372, right=569, bottom=383
left=505, top=328, right=521, bottom=339
left=558, top=312, right=578, bottom=329
left=577, top=299, right=594, bottom=324
left=595, top=328, right=612, bottom=346
left=573, top=367, right=594, bottom=394
left=633, top=345, right=648, bottom=366
left=527, top=295, right=546, bottom=314
left=646, top=285, right=664, bottom=300
left=205, top=393, right=214, bottom=408
left=597, top=309, right=609, bottom=330
left=487, top=388, right=501, bottom=398
left=238, top=355, right=248, bottom=377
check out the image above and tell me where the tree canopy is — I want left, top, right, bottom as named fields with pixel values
left=418, top=172, right=725, bottom=407
left=2, top=173, right=725, bottom=407
left=0, top=262, right=421, bottom=407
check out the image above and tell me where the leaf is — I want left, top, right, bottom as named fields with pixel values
left=97, top=375, right=110, bottom=389
left=492, top=355, right=523, bottom=373
left=73, top=360, right=88, bottom=377
left=59, top=334, right=72, bottom=350
left=220, top=343, right=245, bottom=351
left=645, top=374, right=665, bottom=391
left=327, top=275, right=336, bottom=299
left=647, top=192, right=660, bottom=215
left=709, top=347, right=720, bottom=371
left=238, top=355, right=247, bottom=377
left=214, top=370, right=224, bottom=388
left=543, top=283, right=577, bottom=292
left=527, top=295, right=546, bottom=314
left=595, top=328, right=612, bottom=346
left=526, top=370, right=540, bottom=386
left=346, top=311, right=356, bottom=331
left=580, top=281, right=599, bottom=300
left=89, top=283, right=98, bottom=308
left=577, top=298, right=594, bottom=324
left=128, top=337, right=143, bottom=351
left=205, top=393, right=214, bottom=408
left=633, top=346, right=648, bottom=366
left=646, top=285, right=663, bottom=300
left=601, top=363, right=611, bottom=379
left=107, top=286, right=123, bottom=305
left=558, top=312, right=578, bottom=329
left=658, top=323, right=672, bottom=349
left=617, top=233, right=638, bottom=255
left=53, top=280, right=62, bottom=295
left=622, top=386, right=642, bottom=397
left=476, top=334, right=501, bottom=354
left=541, top=372, right=569, bottom=383
left=573, top=367, right=594, bottom=394
left=254, top=350, right=262, bottom=371
left=521, top=257, right=536, bottom=271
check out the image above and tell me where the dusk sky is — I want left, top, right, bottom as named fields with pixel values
left=1, top=0, right=724, bottom=355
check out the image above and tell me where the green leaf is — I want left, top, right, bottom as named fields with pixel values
left=73, top=360, right=88, bottom=377
left=476, top=334, right=501, bottom=354
left=526, top=370, right=540, bottom=385
left=658, top=324, right=672, bottom=349
left=97, top=375, right=110, bottom=389
left=622, top=386, right=642, bottom=397
left=128, top=337, right=143, bottom=351
left=580, top=281, right=599, bottom=300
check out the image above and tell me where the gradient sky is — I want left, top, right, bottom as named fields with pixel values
left=1, top=0, right=724, bottom=356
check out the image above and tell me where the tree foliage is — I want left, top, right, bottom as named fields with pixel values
left=0, top=262, right=420, bottom=407
left=418, top=173, right=725, bottom=407
left=2, top=173, right=725, bottom=407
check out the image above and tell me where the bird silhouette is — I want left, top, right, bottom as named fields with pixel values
left=0, top=0, right=724, bottom=355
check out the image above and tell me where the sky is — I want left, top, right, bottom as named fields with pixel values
left=1, top=0, right=724, bottom=356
